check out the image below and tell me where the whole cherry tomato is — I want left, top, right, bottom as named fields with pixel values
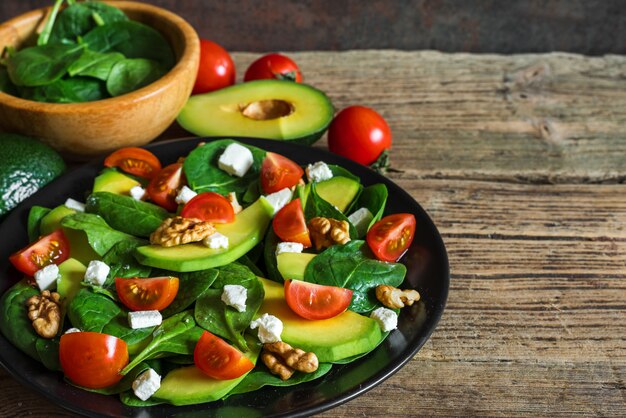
left=244, top=53, right=303, bottom=82
left=192, top=39, right=236, bottom=94
left=327, top=106, right=392, bottom=166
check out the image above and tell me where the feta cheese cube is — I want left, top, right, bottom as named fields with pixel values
left=129, top=186, right=147, bottom=201
left=227, top=192, right=243, bottom=214
left=218, top=143, right=254, bottom=177
left=64, top=327, right=81, bottom=334
left=64, top=198, right=85, bottom=212
left=175, top=185, right=197, bottom=205
left=132, top=368, right=161, bottom=401
left=34, top=264, right=59, bottom=291
left=249, top=313, right=283, bottom=343
left=128, top=310, right=162, bottom=329
left=348, top=207, right=374, bottom=238
left=221, top=284, right=247, bottom=312
left=203, top=232, right=229, bottom=249
left=83, top=260, right=110, bottom=287
left=370, top=307, right=398, bottom=332
left=306, top=161, right=333, bottom=183
left=275, top=242, right=304, bottom=256
left=262, top=188, right=293, bottom=215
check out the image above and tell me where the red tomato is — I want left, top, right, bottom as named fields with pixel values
left=115, top=276, right=179, bottom=311
left=273, top=198, right=311, bottom=247
left=192, top=39, right=236, bottom=94
left=180, top=192, right=235, bottom=223
left=147, top=162, right=185, bottom=211
left=103, top=147, right=162, bottom=180
left=59, top=332, right=129, bottom=389
left=284, top=279, right=353, bottom=320
left=327, top=106, right=392, bottom=165
left=260, top=152, right=304, bottom=194
left=194, top=331, right=254, bottom=380
left=366, top=214, right=416, bottom=262
left=244, top=53, right=303, bottom=82
left=9, top=229, right=70, bottom=276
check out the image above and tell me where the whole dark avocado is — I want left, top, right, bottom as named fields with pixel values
left=0, top=133, right=65, bottom=217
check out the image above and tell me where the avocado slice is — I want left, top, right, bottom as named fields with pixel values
left=134, top=197, right=274, bottom=272
left=177, top=80, right=334, bottom=145
left=257, top=278, right=382, bottom=363
left=303, top=176, right=362, bottom=213
left=56, top=258, right=87, bottom=305
left=276, top=252, right=316, bottom=280
left=93, top=169, right=141, bottom=195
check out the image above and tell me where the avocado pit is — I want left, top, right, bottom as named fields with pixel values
left=240, top=99, right=293, bottom=120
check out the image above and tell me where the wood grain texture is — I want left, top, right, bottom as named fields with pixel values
left=1, top=50, right=625, bottom=417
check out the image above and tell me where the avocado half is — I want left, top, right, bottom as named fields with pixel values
left=177, top=80, right=334, bottom=145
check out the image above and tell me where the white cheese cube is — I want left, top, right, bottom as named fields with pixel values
left=306, top=161, right=333, bottom=183
left=262, top=188, right=293, bottom=215
left=221, top=284, right=247, bottom=312
left=275, top=242, right=304, bottom=256
left=83, top=260, right=110, bottom=287
left=250, top=313, right=283, bottom=343
left=34, top=264, right=59, bottom=291
left=218, top=143, right=254, bottom=177
left=128, top=310, right=162, bottom=329
left=348, top=207, right=374, bottom=238
left=64, top=198, right=85, bottom=212
left=227, top=192, right=243, bottom=214
left=370, top=307, right=398, bottom=332
left=175, top=185, right=197, bottom=205
left=132, top=368, right=161, bottom=401
left=203, top=232, right=229, bottom=249
left=129, top=186, right=147, bottom=201
left=64, top=327, right=81, bottom=334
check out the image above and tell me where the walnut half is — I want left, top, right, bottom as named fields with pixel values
left=150, top=216, right=216, bottom=247
left=26, top=290, right=61, bottom=339
left=261, top=341, right=319, bottom=380
left=308, top=217, right=350, bottom=250
left=375, top=285, right=420, bottom=309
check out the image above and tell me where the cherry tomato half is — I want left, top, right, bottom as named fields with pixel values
left=147, top=162, right=185, bottom=211
left=327, top=106, right=392, bottom=166
left=9, top=229, right=70, bottom=277
left=104, top=147, right=162, bottom=180
left=244, top=53, right=303, bottom=83
left=366, top=213, right=416, bottom=262
left=115, top=276, right=179, bottom=311
left=273, top=198, right=311, bottom=247
left=284, top=279, right=353, bottom=320
left=194, top=331, right=254, bottom=380
left=260, top=152, right=304, bottom=194
left=180, top=192, right=235, bottom=223
left=192, top=39, right=236, bottom=94
left=59, top=332, right=129, bottom=389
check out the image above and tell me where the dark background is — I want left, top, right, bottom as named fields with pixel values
left=0, top=0, right=625, bottom=55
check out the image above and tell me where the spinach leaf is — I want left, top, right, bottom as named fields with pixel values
left=68, top=288, right=153, bottom=346
left=85, top=192, right=170, bottom=238
left=351, top=183, right=388, bottom=237
left=262, top=228, right=283, bottom=282
left=328, top=164, right=361, bottom=183
left=103, top=240, right=152, bottom=282
left=194, top=264, right=264, bottom=351
left=183, top=140, right=267, bottom=196
left=61, top=212, right=144, bottom=256
left=304, top=182, right=357, bottom=239
left=67, top=49, right=125, bottom=80
left=27, top=205, right=51, bottom=241
left=36, top=0, right=64, bottom=46
left=0, top=280, right=41, bottom=360
left=226, top=363, right=333, bottom=398
left=237, top=254, right=265, bottom=278
left=121, top=310, right=198, bottom=375
left=6, top=43, right=84, bottom=87
left=304, top=240, right=406, bottom=312
left=0, top=66, right=18, bottom=96
left=159, top=268, right=219, bottom=317
left=35, top=338, right=61, bottom=371
left=120, top=390, right=164, bottom=407
left=85, top=362, right=151, bottom=395
left=19, top=76, right=108, bottom=103
left=48, top=1, right=128, bottom=45
left=106, top=58, right=166, bottom=97
left=242, top=179, right=261, bottom=204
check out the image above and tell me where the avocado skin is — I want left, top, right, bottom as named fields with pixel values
left=0, top=133, right=65, bottom=217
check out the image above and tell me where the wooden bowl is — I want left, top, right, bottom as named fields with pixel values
left=0, top=1, right=200, bottom=160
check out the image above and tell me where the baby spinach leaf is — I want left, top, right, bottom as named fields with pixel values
left=68, top=288, right=153, bottom=346
left=120, top=390, right=164, bottom=407
left=183, top=140, right=267, bottom=196
left=48, top=1, right=128, bottom=45
left=159, top=268, right=219, bottom=317
left=6, top=43, right=84, bottom=87
left=0, top=66, right=18, bottom=96
left=85, top=191, right=170, bottom=238
left=263, top=228, right=283, bottom=282
left=237, top=254, right=265, bottom=278
left=61, top=212, right=144, bottom=256
left=0, top=280, right=41, bottom=360
left=103, top=240, right=152, bottom=282
left=84, top=362, right=151, bottom=395
left=27, top=205, right=51, bottom=242
left=106, top=58, right=166, bottom=97
left=304, top=240, right=406, bottom=313
left=35, top=337, right=61, bottom=371
left=67, top=49, right=125, bottom=80
left=328, top=164, right=360, bottom=183
left=19, top=76, right=108, bottom=103
left=351, top=183, right=388, bottom=237
left=36, top=0, right=64, bottom=46
left=194, top=263, right=264, bottom=351
left=304, top=182, right=357, bottom=239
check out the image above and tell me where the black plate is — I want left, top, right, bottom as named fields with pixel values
left=0, top=137, right=449, bottom=417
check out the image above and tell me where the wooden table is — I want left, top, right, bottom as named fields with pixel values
left=1, top=50, right=625, bottom=417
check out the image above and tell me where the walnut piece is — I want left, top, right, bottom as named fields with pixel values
left=261, top=341, right=319, bottom=380
left=150, top=216, right=216, bottom=247
left=307, top=217, right=350, bottom=250
left=376, top=285, right=420, bottom=309
left=26, top=290, right=61, bottom=339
